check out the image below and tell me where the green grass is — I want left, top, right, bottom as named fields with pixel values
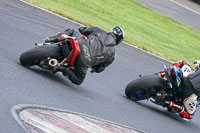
left=25, top=0, right=200, bottom=66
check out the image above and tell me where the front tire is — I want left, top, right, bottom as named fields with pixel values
left=125, top=75, right=165, bottom=100
left=19, top=44, right=61, bottom=66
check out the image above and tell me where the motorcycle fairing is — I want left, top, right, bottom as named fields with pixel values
left=171, top=66, right=182, bottom=88
left=59, top=35, right=81, bottom=65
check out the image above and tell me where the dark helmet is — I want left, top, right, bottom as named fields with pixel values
left=110, top=26, right=125, bottom=45
left=171, top=66, right=183, bottom=87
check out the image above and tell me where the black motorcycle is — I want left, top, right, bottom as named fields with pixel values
left=125, top=66, right=187, bottom=113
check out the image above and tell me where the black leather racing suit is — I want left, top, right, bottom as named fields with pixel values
left=64, top=26, right=117, bottom=85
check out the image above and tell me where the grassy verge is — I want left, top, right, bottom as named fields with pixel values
left=25, top=0, right=200, bottom=66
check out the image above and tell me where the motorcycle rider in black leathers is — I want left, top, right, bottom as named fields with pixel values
left=45, top=26, right=125, bottom=85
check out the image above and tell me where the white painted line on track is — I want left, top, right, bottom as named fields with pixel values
left=20, top=110, right=68, bottom=133
left=20, top=0, right=173, bottom=63
left=11, top=104, right=145, bottom=133
left=169, top=0, right=200, bottom=16
left=53, top=112, right=110, bottom=133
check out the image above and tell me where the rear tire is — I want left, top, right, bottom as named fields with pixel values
left=19, top=44, right=61, bottom=66
left=125, top=75, right=165, bottom=100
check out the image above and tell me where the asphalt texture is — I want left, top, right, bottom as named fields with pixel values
left=136, top=0, right=200, bottom=31
left=0, top=0, right=200, bottom=133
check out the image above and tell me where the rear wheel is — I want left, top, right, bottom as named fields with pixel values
left=19, top=44, right=61, bottom=66
left=125, top=75, right=166, bottom=101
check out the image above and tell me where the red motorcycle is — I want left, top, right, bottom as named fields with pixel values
left=20, top=34, right=82, bottom=73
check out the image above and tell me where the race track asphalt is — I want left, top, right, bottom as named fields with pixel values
left=0, top=0, right=200, bottom=133
left=136, top=0, right=200, bottom=31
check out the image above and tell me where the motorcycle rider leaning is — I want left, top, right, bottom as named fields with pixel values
left=158, top=61, right=200, bottom=120
left=45, top=26, right=125, bottom=85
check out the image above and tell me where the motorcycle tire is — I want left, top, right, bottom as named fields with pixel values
left=125, top=75, right=165, bottom=100
left=19, top=44, right=61, bottom=66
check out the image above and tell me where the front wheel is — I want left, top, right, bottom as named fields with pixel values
left=125, top=75, right=166, bottom=101
left=19, top=44, right=61, bottom=66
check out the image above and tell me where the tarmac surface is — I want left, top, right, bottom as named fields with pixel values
left=0, top=0, right=200, bottom=133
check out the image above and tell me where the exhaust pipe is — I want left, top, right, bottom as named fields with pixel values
left=49, top=59, right=58, bottom=67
